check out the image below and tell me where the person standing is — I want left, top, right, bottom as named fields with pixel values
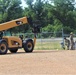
left=70, top=32, right=74, bottom=50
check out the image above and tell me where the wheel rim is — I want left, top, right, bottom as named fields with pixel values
left=0, top=44, right=6, bottom=52
left=27, top=42, right=32, bottom=51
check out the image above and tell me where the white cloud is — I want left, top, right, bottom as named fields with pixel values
left=21, top=0, right=28, bottom=8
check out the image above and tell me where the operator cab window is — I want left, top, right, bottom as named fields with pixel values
left=3, top=31, right=12, bottom=36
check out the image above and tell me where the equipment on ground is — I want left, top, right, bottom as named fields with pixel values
left=0, top=17, right=40, bottom=54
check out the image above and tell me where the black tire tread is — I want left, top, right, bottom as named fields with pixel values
left=23, top=39, right=34, bottom=53
left=0, top=42, right=8, bottom=54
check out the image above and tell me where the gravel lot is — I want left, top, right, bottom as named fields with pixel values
left=0, top=50, right=76, bottom=75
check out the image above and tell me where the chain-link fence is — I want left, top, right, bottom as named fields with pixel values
left=4, top=30, right=76, bottom=50
left=34, top=38, right=62, bottom=50
left=12, top=32, right=63, bottom=50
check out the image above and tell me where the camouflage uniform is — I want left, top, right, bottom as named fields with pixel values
left=70, top=32, right=74, bottom=50
left=64, top=37, right=70, bottom=50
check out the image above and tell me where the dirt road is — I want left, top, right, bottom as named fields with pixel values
left=0, top=50, right=76, bottom=75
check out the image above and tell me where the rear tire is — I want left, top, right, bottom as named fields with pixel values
left=23, top=39, right=34, bottom=53
left=0, top=42, right=8, bottom=54
left=9, top=48, right=18, bottom=53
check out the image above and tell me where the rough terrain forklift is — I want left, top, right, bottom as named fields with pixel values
left=0, top=17, right=40, bottom=55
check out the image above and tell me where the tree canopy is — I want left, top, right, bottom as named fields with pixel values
left=0, top=0, right=76, bottom=34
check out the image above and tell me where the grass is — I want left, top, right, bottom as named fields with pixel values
left=34, top=41, right=62, bottom=50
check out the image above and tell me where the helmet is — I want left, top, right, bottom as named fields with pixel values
left=70, top=32, right=73, bottom=34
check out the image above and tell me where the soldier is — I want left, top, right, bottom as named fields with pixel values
left=60, top=42, right=65, bottom=50
left=70, top=32, right=74, bottom=50
left=64, top=37, right=70, bottom=50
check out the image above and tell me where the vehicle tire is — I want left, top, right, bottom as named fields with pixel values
left=23, top=39, right=34, bottom=53
left=9, top=48, right=18, bottom=53
left=0, top=41, right=8, bottom=54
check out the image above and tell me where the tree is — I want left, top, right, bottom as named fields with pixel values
left=0, top=0, right=24, bottom=33
left=0, top=0, right=11, bottom=23
left=7, top=0, right=23, bottom=21
left=0, top=0, right=23, bottom=22
left=24, top=0, right=48, bottom=27
left=51, top=0, right=76, bottom=31
left=7, top=0, right=24, bottom=33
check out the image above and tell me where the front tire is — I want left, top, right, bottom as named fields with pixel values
left=23, top=39, right=34, bottom=53
left=0, top=42, right=8, bottom=54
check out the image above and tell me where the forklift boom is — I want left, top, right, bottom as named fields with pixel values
left=0, top=17, right=28, bottom=31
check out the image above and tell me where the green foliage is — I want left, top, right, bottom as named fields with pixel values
left=7, top=0, right=23, bottom=21
left=0, top=0, right=24, bottom=33
left=42, top=24, right=54, bottom=32
left=0, top=0, right=76, bottom=35
left=51, top=0, right=76, bottom=29
left=63, top=26, right=73, bottom=34
left=0, top=0, right=10, bottom=22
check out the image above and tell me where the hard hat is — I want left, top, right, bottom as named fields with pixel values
left=70, top=32, right=73, bottom=34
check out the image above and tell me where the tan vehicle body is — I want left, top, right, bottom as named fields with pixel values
left=3, top=36, right=22, bottom=48
left=0, top=17, right=28, bottom=31
left=0, top=17, right=36, bottom=54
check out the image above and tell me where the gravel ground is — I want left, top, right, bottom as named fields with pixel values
left=0, top=50, right=76, bottom=75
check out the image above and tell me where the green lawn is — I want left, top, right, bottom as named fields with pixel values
left=34, top=41, right=63, bottom=50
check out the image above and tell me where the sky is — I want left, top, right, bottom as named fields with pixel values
left=21, top=0, right=76, bottom=8
left=21, top=0, right=27, bottom=8
left=21, top=0, right=36, bottom=8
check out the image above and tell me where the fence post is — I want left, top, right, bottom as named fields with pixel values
left=62, top=28, right=65, bottom=49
